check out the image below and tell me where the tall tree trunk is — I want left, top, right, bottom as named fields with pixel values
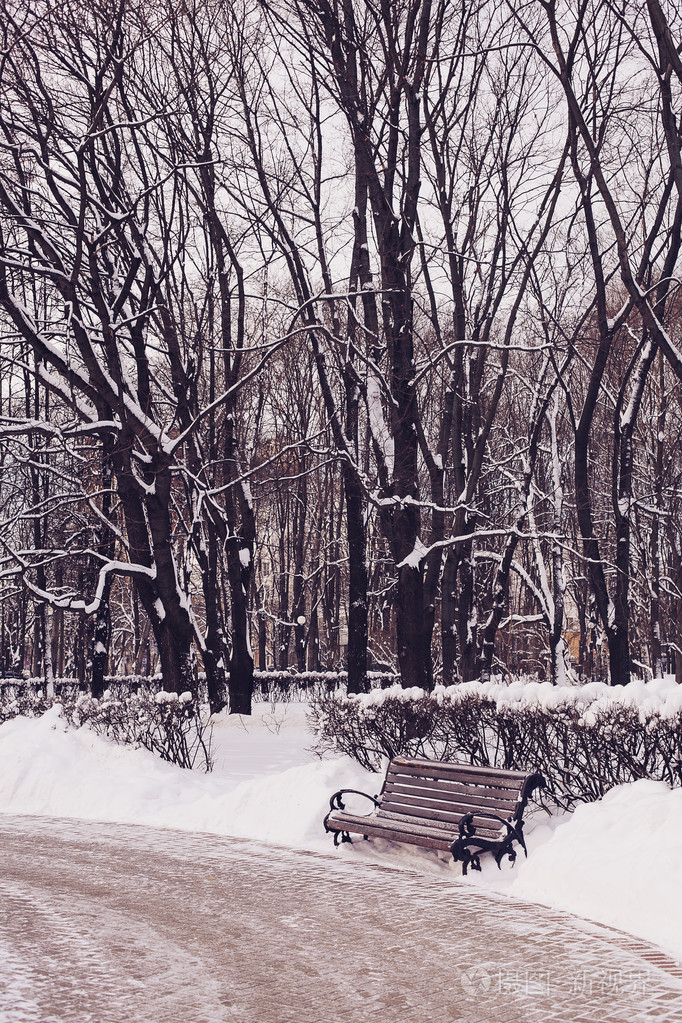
left=77, top=568, right=87, bottom=686
left=117, top=460, right=196, bottom=695
left=441, top=550, right=458, bottom=685
left=291, top=474, right=308, bottom=673
left=345, top=468, right=368, bottom=694
left=91, top=440, right=115, bottom=699
left=258, top=609, right=267, bottom=670
left=650, top=354, right=665, bottom=679
left=133, top=614, right=151, bottom=676
left=224, top=419, right=255, bottom=715
left=155, top=620, right=194, bottom=694
left=307, top=602, right=320, bottom=672
left=609, top=339, right=658, bottom=683
left=91, top=579, right=111, bottom=698
left=43, top=604, right=54, bottom=699
left=456, top=542, right=478, bottom=682
left=198, top=528, right=228, bottom=715
left=276, top=511, right=290, bottom=670
left=226, top=540, right=254, bottom=714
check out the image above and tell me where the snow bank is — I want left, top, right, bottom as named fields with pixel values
left=507, top=780, right=682, bottom=959
left=1, top=703, right=682, bottom=960
left=0, top=705, right=370, bottom=852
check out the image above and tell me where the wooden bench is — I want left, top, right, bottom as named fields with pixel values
left=324, top=756, right=545, bottom=874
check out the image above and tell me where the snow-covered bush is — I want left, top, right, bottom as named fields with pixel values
left=308, top=678, right=682, bottom=808
left=0, top=685, right=213, bottom=771
left=0, top=687, right=51, bottom=724
left=71, top=688, right=213, bottom=771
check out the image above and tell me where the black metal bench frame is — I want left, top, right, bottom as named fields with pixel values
left=324, top=756, right=545, bottom=874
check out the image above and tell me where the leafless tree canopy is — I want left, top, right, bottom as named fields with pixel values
left=2, top=0, right=682, bottom=706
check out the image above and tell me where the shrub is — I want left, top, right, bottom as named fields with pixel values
left=72, top=689, right=214, bottom=771
left=0, top=687, right=52, bottom=725
left=308, top=679, right=682, bottom=809
left=0, top=684, right=213, bottom=771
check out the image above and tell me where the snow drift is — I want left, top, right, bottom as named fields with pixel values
left=0, top=703, right=681, bottom=961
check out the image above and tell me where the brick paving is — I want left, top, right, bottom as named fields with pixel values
left=1, top=814, right=681, bottom=1022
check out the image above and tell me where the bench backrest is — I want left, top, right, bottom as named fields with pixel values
left=376, top=756, right=540, bottom=837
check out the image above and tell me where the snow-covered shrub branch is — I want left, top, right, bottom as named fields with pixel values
left=0, top=687, right=213, bottom=772
left=309, top=679, right=682, bottom=808
left=72, top=690, right=214, bottom=772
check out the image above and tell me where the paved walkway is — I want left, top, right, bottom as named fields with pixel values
left=1, top=814, right=681, bottom=1022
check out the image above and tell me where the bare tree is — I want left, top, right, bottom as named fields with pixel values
left=0, top=0, right=273, bottom=709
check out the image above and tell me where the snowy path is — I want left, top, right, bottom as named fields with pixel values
left=1, top=814, right=682, bottom=1023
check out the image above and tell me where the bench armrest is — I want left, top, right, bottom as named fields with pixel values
left=458, top=811, right=525, bottom=850
left=328, top=789, right=380, bottom=813
left=451, top=811, right=528, bottom=874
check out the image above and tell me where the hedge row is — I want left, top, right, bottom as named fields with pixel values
left=308, top=680, right=682, bottom=809
left=252, top=670, right=397, bottom=701
left=1, top=670, right=397, bottom=706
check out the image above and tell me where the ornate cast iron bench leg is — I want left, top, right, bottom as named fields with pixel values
left=451, top=812, right=527, bottom=875
left=333, top=830, right=353, bottom=847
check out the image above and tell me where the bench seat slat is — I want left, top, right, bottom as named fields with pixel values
left=326, top=810, right=501, bottom=847
left=377, top=798, right=512, bottom=829
left=386, top=769, right=527, bottom=797
left=326, top=811, right=455, bottom=848
left=384, top=772, right=524, bottom=801
left=376, top=807, right=505, bottom=838
left=381, top=797, right=515, bottom=822
left=389, top=758, right=531, bottom=785
left=382, top=781, right=518, bottom=815
left=337, top=821, right=453, bottom=852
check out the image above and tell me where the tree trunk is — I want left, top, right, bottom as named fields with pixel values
left=456, top=543, right=478, bottom=682
left=395, top=561, right=427, bottom=689
left=650, top=354, right=665, bottom=679
left=224, top=419, right=255, bottom=715
left=91, top=578, right=111, bottom=699
left=345, top=466, right=368, bottom=694
left=193, top=526, right=228, bottom=714
left=155, top=620, right=194, bottom=693
left=441, top=550, right=458, bottom=685
left=307, top=603, right=320, bottom=672
left=258, top=610, right=267, bottom=671
left=133, top=614, right=151, bottom=676
left=92, top=440, right=115, bottom=698
left=43, top=604, right=55, bottom=699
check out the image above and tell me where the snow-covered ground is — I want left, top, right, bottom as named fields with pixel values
left=0, top=700, right=681, bottom=962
